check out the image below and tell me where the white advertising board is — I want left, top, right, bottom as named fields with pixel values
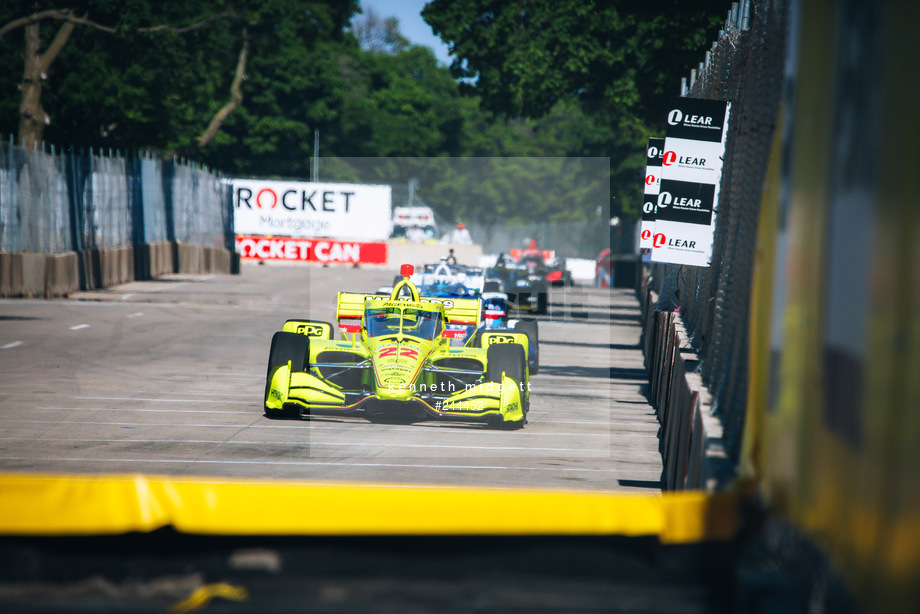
left=659, top=138, right=726, bottom=183
left=651, top=97, right=730, bottom=267
left=639, top=137, right=664, bottom=254
left=231, top=179, right=392, bottom=242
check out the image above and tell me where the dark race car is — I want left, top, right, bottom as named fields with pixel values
left=512, top=241, right=574, bottom=287
left=516, top=251, right=574, bottom=287
left=484, top=252, right=549, bottom=315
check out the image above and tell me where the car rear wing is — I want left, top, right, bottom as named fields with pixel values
left=336, top=292, right=482, bottom=328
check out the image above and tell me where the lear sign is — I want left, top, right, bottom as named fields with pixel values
left=639, top=137, right=664, bottom=256
left=232, top=179, right=392, bottom=242
left=652, top=97, right=730, bottom=267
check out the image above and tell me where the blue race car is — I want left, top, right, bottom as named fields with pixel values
left=409, top=256, right=540, bottom=374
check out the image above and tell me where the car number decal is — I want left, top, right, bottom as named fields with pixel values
left=379, top=347, right=420, bottom=360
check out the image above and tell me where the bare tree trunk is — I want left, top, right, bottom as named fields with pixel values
left=18, top=23, right=43, bottom=149
left=17, top=19, right=77, bottom=149
left=196, top=31, right=249, bottom=150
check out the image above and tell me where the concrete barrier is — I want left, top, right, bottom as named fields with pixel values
left=172, top=243, right=236, bottom=275
left=640, top=272, right=729, bottom=491
left=1, top=252, right=77, bottom=298
left=20, top=253, right=47, bottom=298
left=150, top=242, right=174, bottom=278
left=98, top=246, right=134, bottom=288
left=132, top=241, right=170, bottom=280
left=44, top=253, right=79, bottom=298
left=0, top=243, right=236, bottom=298
left=135, top=242, right=178, bottom=281
left=0, top=252, right=22, bottom=297
left=176, top=243, right=199, bottom=273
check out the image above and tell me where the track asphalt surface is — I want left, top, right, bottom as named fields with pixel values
left=0, top=264, right=758, bottom=614
left=0, top=263, right=663, bottom=491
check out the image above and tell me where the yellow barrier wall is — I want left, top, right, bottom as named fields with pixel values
left=0, top=473, right=740, bottom=545
left=743, top=0, right=920, bottom=610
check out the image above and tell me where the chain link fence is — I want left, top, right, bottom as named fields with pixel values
left=648, top=0, right=788, bottom=467
left=0, top=140, right=71, bottom=253
left=0, top=139, right=233, bottom=256
left=168, top=159, right=233, bottom=248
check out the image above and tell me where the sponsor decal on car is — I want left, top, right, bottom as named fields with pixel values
left=295, top=324, right=328, bottom=337
left=486, top=334, right=517, bottom=345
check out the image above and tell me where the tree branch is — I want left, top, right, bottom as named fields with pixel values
left=0, top=9, right=73, bottom=39
left=40, top=19, right=78, bottom=74
left=139, top=12, right=239, bottom=34
left=1, top=10, right=239, bottom=40
left=196, top=32, right=249, bottom=149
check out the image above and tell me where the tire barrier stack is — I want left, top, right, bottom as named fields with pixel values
left=0, top=140, right=238, bottom=298
left=640, top=270, right=732, bottom=491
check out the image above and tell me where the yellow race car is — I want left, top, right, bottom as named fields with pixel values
left=264, top=265, right=529, bottom=428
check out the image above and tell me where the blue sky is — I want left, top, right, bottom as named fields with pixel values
left=360, top=0, right=453, bottom=66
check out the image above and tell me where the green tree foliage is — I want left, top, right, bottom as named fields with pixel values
left=337, top=45, right=469, bottom=157
left=328, top=156, right=608, bottom=229
left=0, top=0, right=358, bottom=155
left=0, top=1, right=246, bottom=148
left=422, top=0, right=728, bottom=127
left=422, top=0, right=728, bottom=216
left=198, top=5, right=360, bottom=176
left=0, top=0, right=727, bottom=224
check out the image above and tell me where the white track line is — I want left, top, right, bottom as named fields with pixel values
left=0, top=418, right=618, bottom=437
left=0, top=437, right=624, bottom=453
left=38, top=407, right=252, bottom=414
left=0, top=456, right=663, bottom=473
left=35, top=407, right=651, bottom=429
left=1, top=341, right=23, bottom=349
left=75, top=396, right=236, bottom=404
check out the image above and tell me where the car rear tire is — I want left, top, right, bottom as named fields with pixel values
left=265, top=331, right=309, bottom=418
left=536, top=290, right=548, bottom=314
left=513, top=319, right=540, bottom=375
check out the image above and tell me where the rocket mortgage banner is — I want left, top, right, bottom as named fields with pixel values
left=236, top=235, right=388, bottom=265
left=232, top=179, right=392, bottom=242
left=652, top=97, right=730, bottom=267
